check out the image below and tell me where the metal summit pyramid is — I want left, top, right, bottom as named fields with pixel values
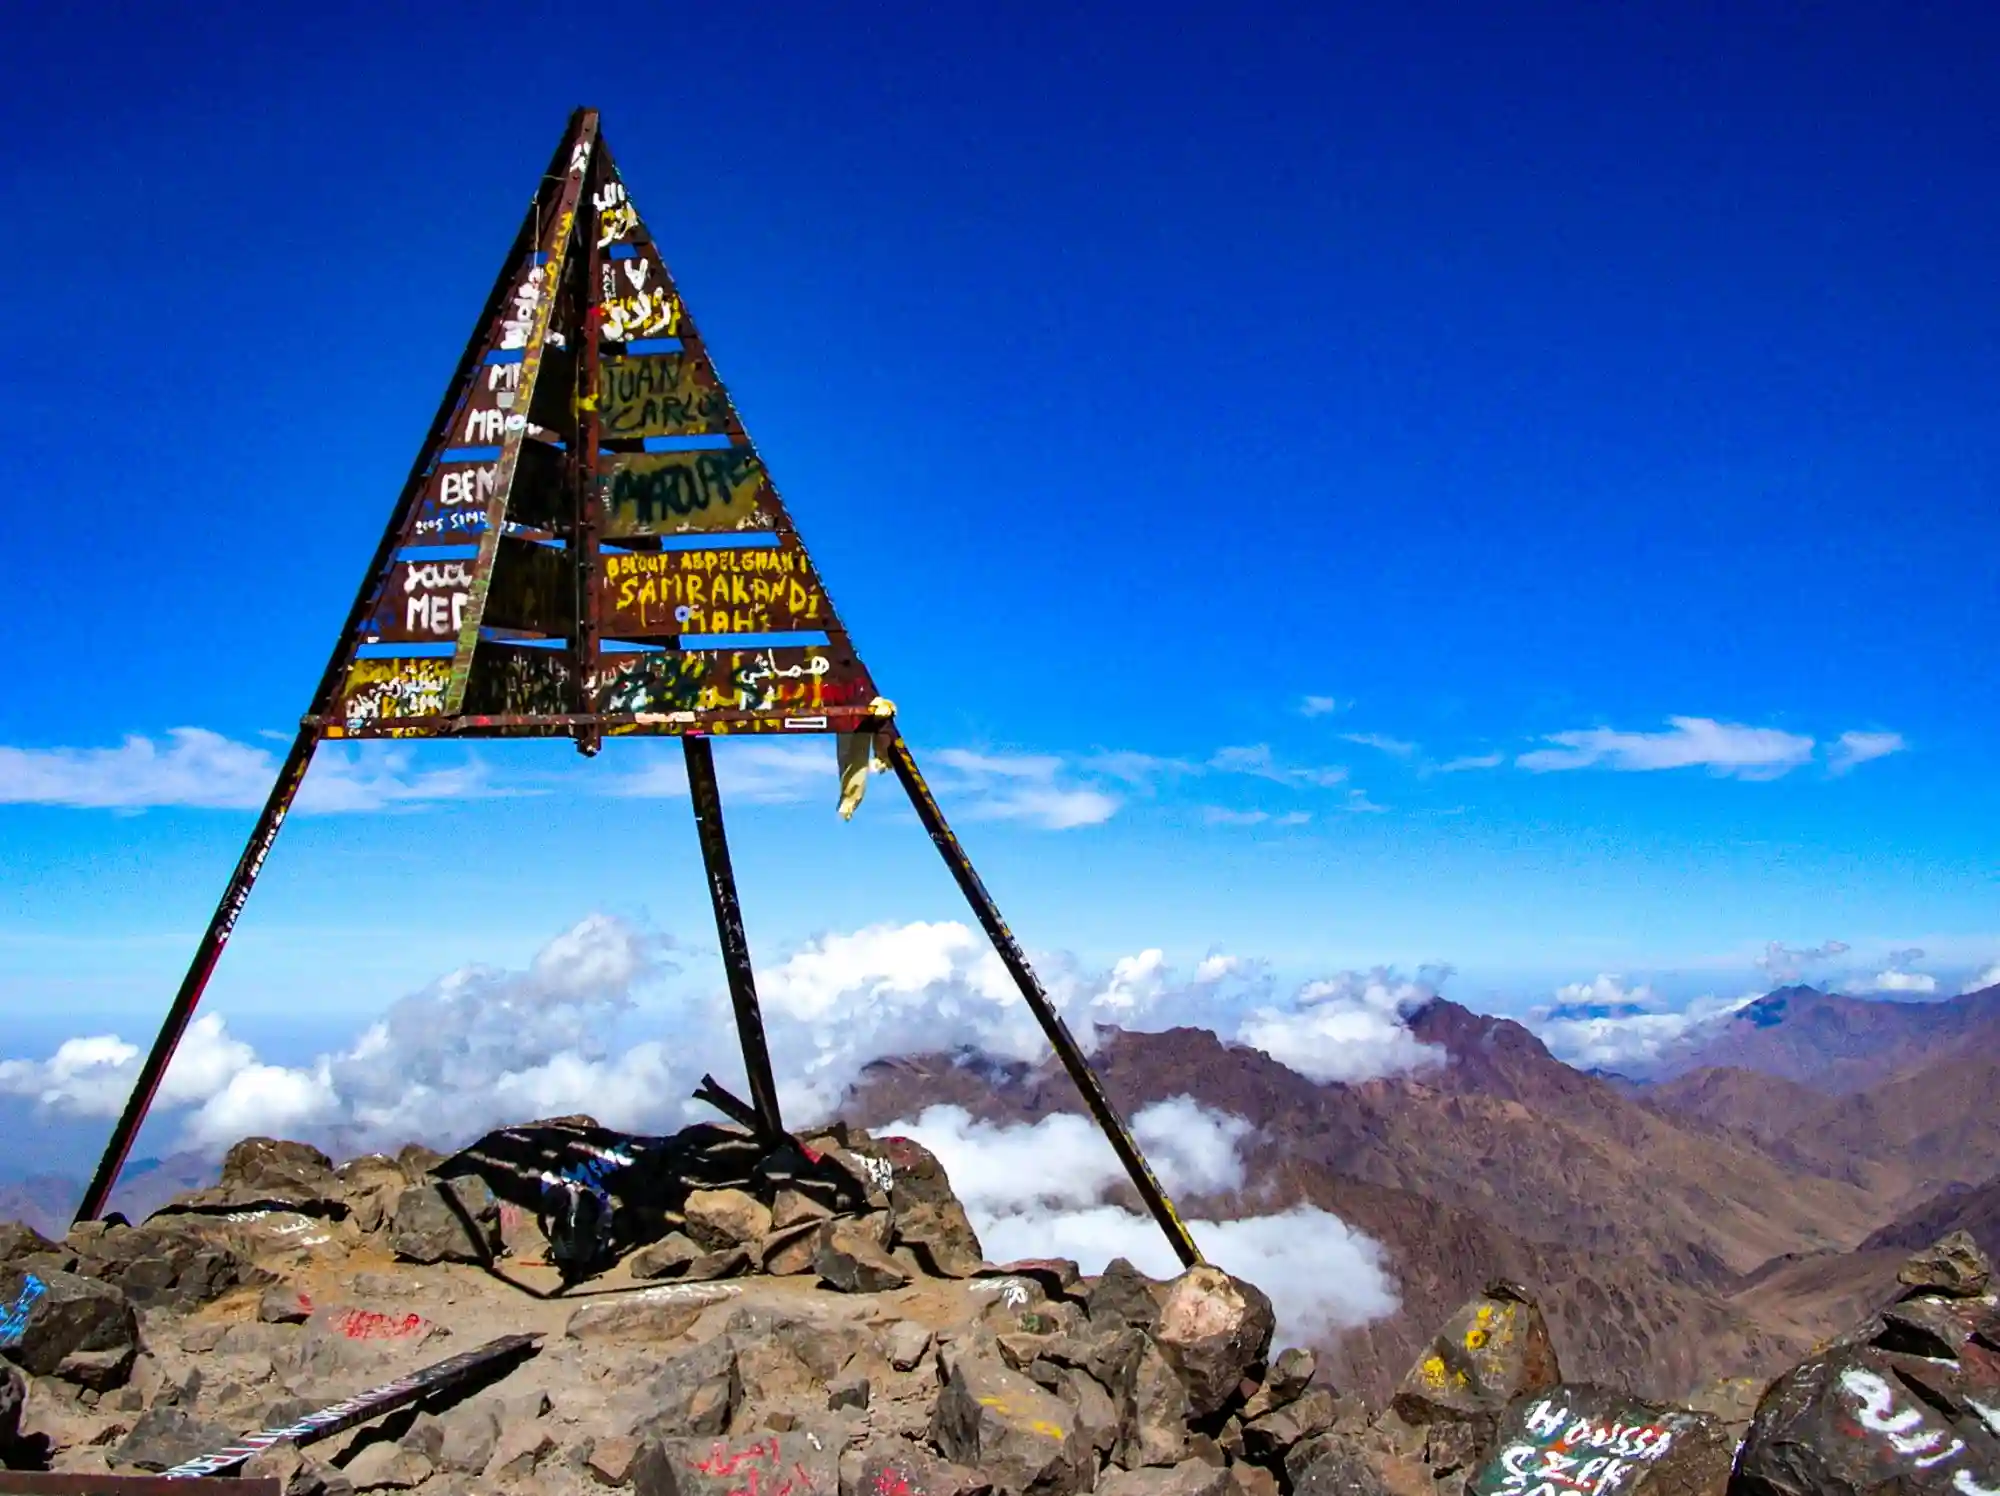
left=78, top=109, right=1203, bottom=1272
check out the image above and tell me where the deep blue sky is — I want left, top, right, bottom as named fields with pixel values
left=1, top=1, right=1994, bottom=1046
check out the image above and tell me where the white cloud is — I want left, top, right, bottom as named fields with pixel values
left=1208, top=744, right=1348, bottom=789
left=1517, top=717, right=1815, bottom=780
left=1755, top=939, right=1850, bottom=983
left=1964, top=963, right=2000, bottom=995
left=1343, top=790, right=1387, bottom=814
left=0, top=921, right=1455, bottom=1185
left=1077, top=752, right=1200, bottom=790
left=888, top=1100, right=1398, bottom=1346
left=0, top=729, right=488, bottom=813
left=930, top=749, right=1122, bottom=830
left=1235, top=968, right=1447, bottom=1083
left=1298, top=696, right=1348, bottom=718
left=613, top=739, right=834, bottom=805
left=1525, top=975, right=1761, bottom=1072
left=1858, top=947, right=1937, bottom=995
left=1827, top=731, right=1907, bottom=775
left=1339, top=733, right=1418, bottom=758
left=1436, top=752, right=1504, bottom=773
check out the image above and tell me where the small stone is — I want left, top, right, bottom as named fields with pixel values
left=437, top=1404, right=501, bottom=1474
left=1241, top=1345, right=1317, bottom=1421
left=770, top=1190, right=832, bottom=1233
left=631, top=1233, right=703, bottom=1280
left=828, top=1373, right=870, bottom=1412
left=641, top=1335, right=742, bottom=1439
left=486, top=1423, right=555, bottom=1482
left=1896, top=1229, right=1992, bottom=1298
left=589, top=1433, right=644, bottom=1486
left=387, top=1177, right=500, bottom=1264
left=1226, top=1464, right=1278, bottom=1496
left=1241, top=1385, right=1337, bottom=1461
left=258, top=1285, right=313, bottom=1324
left=1, top=1360, right=24, bottom=1447
left=1085, top=1258, right=1163, bottom=1333
left=1096, top=1460, right=1231, bottom=1496
left=633, top=1427, right=840, bottom=1496
left=685, top=1246, right=752, bottom=1282
left=761, top=1221, right=825, bottom=1276
left=683, top=1189, right=772, bottom=1252
left=847, top=1438, right=990, bottom=1496
left=883, top=1320, right=933, bottom=1372
left=815, top=1219, right=910, bottom=1294
left=345, top=1442, right=434, bottom=1492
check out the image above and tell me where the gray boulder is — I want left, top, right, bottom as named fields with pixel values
left=387, top=1177, right=500, bottom=1264
left=932, top=1353, right=1091, bottom=1496
left=0, top=1265, right=139, bottom=1389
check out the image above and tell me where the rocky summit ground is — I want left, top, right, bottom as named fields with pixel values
left=1, top=1123, right=1997, bottom=1496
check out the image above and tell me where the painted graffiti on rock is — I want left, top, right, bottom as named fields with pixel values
left=0, top=1272, right=47, bottom=1348
left=601, top=546, right=825, bottom=636
left=689, top=1434, right=829, bottom=1496
left=333, top=1308, right=430, bottom=1341
left=1485, top=1396, right=1678, bottom=1496
left=1837, top=1366, right=2000, bottom=1494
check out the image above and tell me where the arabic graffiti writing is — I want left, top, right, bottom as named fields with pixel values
left=333, top=1308, right=429, bottom=1341
left=339, top=656, right=452, bottom=728
left=593, top=648, right=869, bottom=721
left=687, top=1435, right=830, bottom=1496
left=0, top=1272, right=47, bottom=1348
left=600, top=257, right=680, bottom=344
left=594, top=179, right=638, bottom=248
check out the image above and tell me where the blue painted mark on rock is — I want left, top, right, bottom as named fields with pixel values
left=0, top=1273, right=48, bottom=1347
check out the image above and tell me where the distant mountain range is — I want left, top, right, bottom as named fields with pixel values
left=843, top=981, right=2000, bottom=1403
left=6, top=978, right=1996, bottom=1405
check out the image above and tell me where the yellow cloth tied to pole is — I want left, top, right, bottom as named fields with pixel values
left=837, top=698, right=897, bottom=820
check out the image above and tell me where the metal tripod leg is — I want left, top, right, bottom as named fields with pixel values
left=682, top=735, right=786, bottom=1143
left=880, top=728, right=1204, bottom=1269
left=75, top=729, right=321, bottom=1223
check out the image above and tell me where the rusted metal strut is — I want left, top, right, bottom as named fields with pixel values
left=882, top=729, right=1205, bottom=1270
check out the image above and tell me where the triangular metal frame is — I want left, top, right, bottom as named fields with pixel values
left=76, top=109, right=1202, bottom=1272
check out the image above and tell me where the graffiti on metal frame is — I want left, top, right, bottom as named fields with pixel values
left=601, top=545, right=826, bottom=636
left=593, top=646, right=873, bottom=725
left=599, top=353, right=730, bottom=438
left=335, top=656, right=451, bottom=731
left=602, top=447, right=776, bottom=536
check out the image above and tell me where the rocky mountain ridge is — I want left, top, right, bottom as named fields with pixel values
left=2, top=1128, right=1994, bottom=1496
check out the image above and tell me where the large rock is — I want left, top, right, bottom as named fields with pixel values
left=848, top=1437, right=991, bottom=1496
left=640, top=1336, right=743, bottom=1439
left=1464, top=1385, right=1736, bottom=1496
left=112, top=1406, right=239, bottom=1471
left=0, top=1223, right=60, bottom=1267
left=1087, top=1259, right=1164, bottom=1334
left=631, top=1233, right=704, bottom=1281
left=683, top=1189, right=772, bottom=1252
left=221, top=1137, right=337, bottom=1196
left=1285, top=1435, right=1390, bottom=1496
left=893, top=1202, right=986, bottom=1279
left=1896, top=1229, right=1992, bottom=1298
left=565, top=1285, right=735, bottom=1342
left=387, top=1176, right=501, bottom=1264
left=1240, top=1346, right=1316, bottom=1422
left=1734, top=1343, right=2000, bottom=1496
left=633, top=1427, right=841, bottom=1496
left=1117, top=1339, right=1193, bottom=1470
left=1389, top=1283, right=1560, bottom=1431
left=0, top=1358, right=23, bottom=1448
left=1152, top=1266, right=1275, bottom=1419
left=66, top=1220, right=264, bottom=1311
left=932, top=1353, right=1091, bottom=1496
left=332, top=1156, right=408, bottom=1234
left=0, top=1265, right=139, bottom=1389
